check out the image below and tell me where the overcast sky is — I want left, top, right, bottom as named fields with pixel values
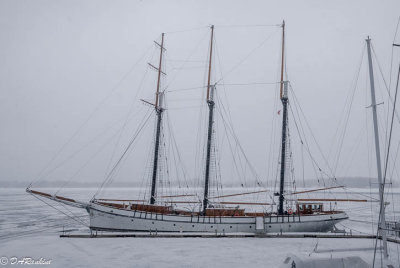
left=1, top=0, right=400, bottom=190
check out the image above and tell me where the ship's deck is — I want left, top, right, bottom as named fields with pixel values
left=93, top=200, right=345, bottom=218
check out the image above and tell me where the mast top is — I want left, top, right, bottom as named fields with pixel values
left=206, top=25, right=215, bottom=102
left=155, top=33, right=165, bottom=110
left=279, top=20, right=285, bottom=100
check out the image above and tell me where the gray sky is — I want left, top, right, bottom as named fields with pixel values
left=1, top=0, right=400, bottom=189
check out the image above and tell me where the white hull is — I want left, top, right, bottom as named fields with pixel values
left=88, top=202, right=348, bottom=233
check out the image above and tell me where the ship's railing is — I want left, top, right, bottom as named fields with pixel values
left=385, top=221, right=400, bottom=237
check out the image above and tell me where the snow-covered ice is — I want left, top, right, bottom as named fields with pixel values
left=1, top=188, right=400, bottom=267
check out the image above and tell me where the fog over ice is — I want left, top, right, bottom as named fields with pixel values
left=1, top=0, right=399, bottom=189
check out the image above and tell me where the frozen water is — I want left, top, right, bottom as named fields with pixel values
left=1, top=188, right=400, bottom=267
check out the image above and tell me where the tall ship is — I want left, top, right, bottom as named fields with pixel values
left=27, top=22, right=348, bottom=234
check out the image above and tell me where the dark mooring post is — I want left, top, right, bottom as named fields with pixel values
left=202, top=25, right=214, bottom=215
left=150, top=33, right=165, bottom=205
left=278, top=81, right=288, bottom=215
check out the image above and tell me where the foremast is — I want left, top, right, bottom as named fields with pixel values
left=150, top=33, right=165, bottom=205
left=202, top=25, right=215, bottom=215
left=278, top=21, right=288, bottom=215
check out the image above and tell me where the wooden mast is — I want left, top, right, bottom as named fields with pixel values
left=279, top=21, right=285, bottom=99
left=202, top=25, right=215, bottom=215
left=278, top=20, right=288, bottom=215
left=150, top=33, right=165, bottom=205
left=206, top=25, right=215, bottom=101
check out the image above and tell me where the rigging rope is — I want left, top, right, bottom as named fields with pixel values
left=373, top=49, right=400, bottom=266
left=30, top=194, right=88, bottom=227
left=163, top=31, right=210, bottom=93
left=166, top=82, right=278, bottom=93
left=371, top=44, right=400, bottom=125
left=101, top=56, right=154, bottom=193
left=215, top=91, right=262, bottom=186
left=29, top=44, right=154, bottom=188
left=164, top=26, right=208, bottom=34
left=330, top=44, right=366, bottom=176
left=288, top=84, right=336, bottom=182
left=215, top=28, right=280, bottom=84
left=93, top=109, right=154, bottom=198
left=214, top=24, right=282, bottom=28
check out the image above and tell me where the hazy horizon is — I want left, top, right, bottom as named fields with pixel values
left=1, top=0, right=400, bottom=193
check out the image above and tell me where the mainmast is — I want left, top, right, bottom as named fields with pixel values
left=202, top=25, right=215, bottom=215
left=366, top=37, right=388, bottom=259
left=150, top=33, right=165, bottom=205
left=279, top=21, right=285, bottom=100
left=278, top=21, right=288, bottom=215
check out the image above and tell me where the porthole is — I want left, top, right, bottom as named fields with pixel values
left=211, top=226, right=213, bottom=228
left=249, top=226, right=252, bottom=228
left=173, top=224, right=176, bottom=226
left=152, top=222, right=154, bottom=224
left=192, top=225, right=195, bottom=227
left=131, top=219, right=134, bottom=222
left=269, top=225, right=271, bottom=228
left=230, top=226, right=232, bottom=229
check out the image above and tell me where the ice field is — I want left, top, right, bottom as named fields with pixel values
left=1, top=187, right=400, bottom=267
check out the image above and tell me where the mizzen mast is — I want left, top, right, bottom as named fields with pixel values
left=150, top=33, right=165, bottom=205
left=278, top=20, right=288, bottom=215
left=202, top=25, right=215, bottom=215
